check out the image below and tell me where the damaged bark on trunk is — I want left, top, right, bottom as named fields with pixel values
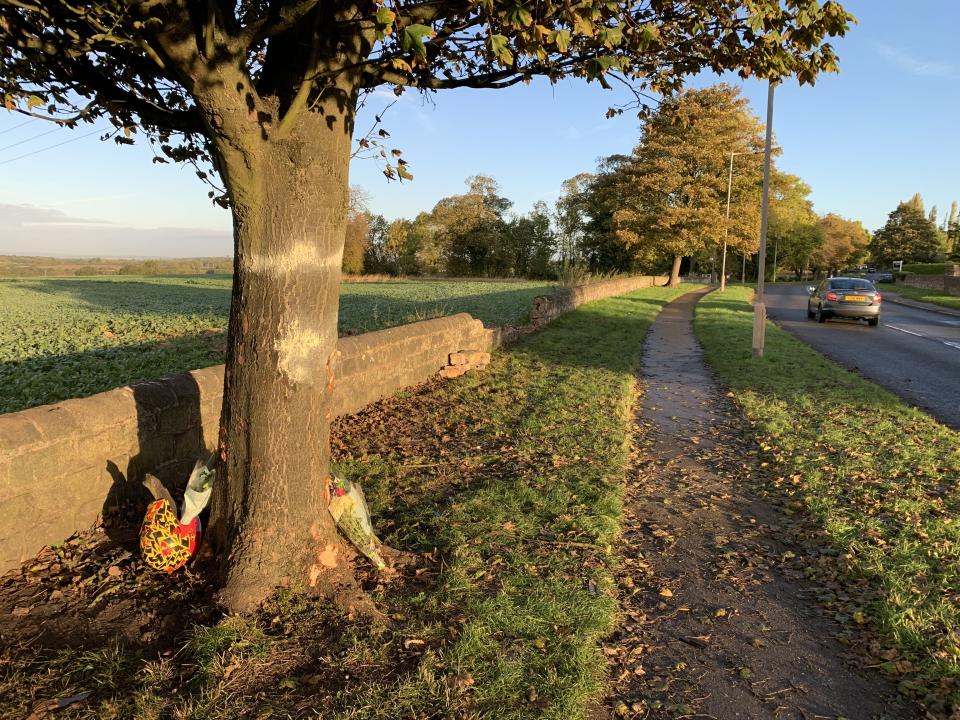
left=207, top=106, right=355, bottom=612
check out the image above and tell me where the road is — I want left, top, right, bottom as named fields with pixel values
left=763, top=283, right=960, bottom=430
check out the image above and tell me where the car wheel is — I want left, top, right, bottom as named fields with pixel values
left=816, top=305, right=827, bottom=323
left=868, top=317, right=879, bottom=327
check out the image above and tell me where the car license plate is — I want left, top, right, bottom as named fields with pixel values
left=844, top=295, right=867, bottom=301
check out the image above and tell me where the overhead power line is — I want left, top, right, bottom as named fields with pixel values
left=0, top=126, right=60, bottom=152
left=0, top=118, right=37, bottom=136
left=0, top=128, right=103, bottom=167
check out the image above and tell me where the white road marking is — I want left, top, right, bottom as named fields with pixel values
left=886, top=324, right=924, bottom=338
left=887, top=323, right=960, bottom=351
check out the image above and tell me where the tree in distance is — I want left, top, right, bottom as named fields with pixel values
left=431, top=175, right=513, bottom=276
left=613, top=84, right=767, bottom=286
left=553, top=158, right=641, bottom=273
left=872, top=200, right=944, bottom=265
left=767, top=172, right=823, bottom=280
left=814, top=213, right=869, bottom=276
left=948, top=201, right=959, bottom=257
left=0, top=0, right=854, bottom=611
left=342, top=187, right=371, bottom=274
left=553, top=172, right=597, bottom=266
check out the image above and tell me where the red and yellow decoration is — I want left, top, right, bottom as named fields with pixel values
left=139, top=498, right=199, bottom=573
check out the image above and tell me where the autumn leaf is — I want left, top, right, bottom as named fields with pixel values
left=400, top=23, right=434, bottom=58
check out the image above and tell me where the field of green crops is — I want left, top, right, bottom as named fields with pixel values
left=0, top=275, right=552, bottom=413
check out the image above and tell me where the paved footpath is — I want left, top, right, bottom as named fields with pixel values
left=604, top=289, right=917, bottom=719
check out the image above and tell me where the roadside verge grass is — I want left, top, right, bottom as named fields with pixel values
left=1, top=284, right=694, bottom=720
left=695, top=286, right=960, bottom=715
left=890, top=283, right=960, bottom=311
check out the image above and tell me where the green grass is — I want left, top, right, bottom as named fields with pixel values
left=0, top=284, right=695, bottom=719
left=695, top=286, right=960, bottom=714
left=321, top=284, right=695, bottom=719
left=890, top=283, right=960, bottom=311
left=0, top=276, right=551, bottom=413
left=902, top=262, right=955, bottom=275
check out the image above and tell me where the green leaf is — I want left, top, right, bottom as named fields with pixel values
left=397, top=163, right=414, bottom=181
left=572, top=14, right=594, bottom=37
left=375, top=7, right=396, bottom=40
left=636, top=25, right=659, bottom=50
left=549, top=29, right=571, bottom=53
left=487, top=34, right=514, bottom=66
left=400, top=23, right=433, bottom=58
left=599, top=25, right=622, bottom=48
left=26, top=94, right=43, bottom=110
left=504, top=6, right=533, bottom=28
left=586, top=55, right=618, bottom=80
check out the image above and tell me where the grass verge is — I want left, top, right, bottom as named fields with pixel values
left=889, top=283, right=960, bottom=311
left=695, top=286, right=960, bottom=715
left=902, top=263, right=955, bottom=275
left=1, top=284, right=694, bottom=720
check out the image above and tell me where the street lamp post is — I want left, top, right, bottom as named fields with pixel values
left=720, top=149, right=765, bottom=292
left=753, top=80, right=776, bottom=359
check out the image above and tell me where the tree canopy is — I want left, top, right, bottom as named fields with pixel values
left=361, top=177, right=556, bottom=277
left=612, top=84, right=767, bottom=284
left=814, top=212, right=868, bottom=274
left=2, top=1, right=853, bottom=161
left=872, top=201, right=943, bottom=265
left=767, top=172, right=822, bottom=278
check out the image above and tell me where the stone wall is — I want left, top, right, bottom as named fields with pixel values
left=901, top=274, right=960, bottom=296
left=0, top=313, right=492, bottom=573
left=530, top=275, right=669, bottom=326
left=902, top=274, right=947, bottom=291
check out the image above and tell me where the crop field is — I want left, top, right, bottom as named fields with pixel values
left=0, top=275, right=552, bottom=414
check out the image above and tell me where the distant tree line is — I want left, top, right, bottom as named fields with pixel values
left=343, top=177, right=556, bottom=279
left=0, top=256, right=232, bottom=278
left=343, top=85, right=874, bottom=285
left=342, top=82, right=956, bottom=284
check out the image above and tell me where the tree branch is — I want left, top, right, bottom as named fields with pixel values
left=237, top=0, right=323, bottom=47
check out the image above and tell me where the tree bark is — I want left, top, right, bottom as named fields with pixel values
left=669, top=255, right=683, bottom=287
left=207, top=108, right=354, bottom=612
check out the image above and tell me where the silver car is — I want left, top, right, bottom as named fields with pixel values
left=807, top=277, right=882, bottom=326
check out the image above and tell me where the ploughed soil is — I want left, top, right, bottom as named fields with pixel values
left=602, top=290, right=918, bottom=719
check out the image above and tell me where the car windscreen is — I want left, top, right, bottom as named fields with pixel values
left=829, top=279, right=874, bottom=291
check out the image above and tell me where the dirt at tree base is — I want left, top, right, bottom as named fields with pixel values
left=603, top=289, right=919, bottom=720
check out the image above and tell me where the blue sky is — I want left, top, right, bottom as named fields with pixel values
left=1, top=0, right=958, bottom=257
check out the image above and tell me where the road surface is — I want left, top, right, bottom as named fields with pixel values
left=763, top=283, right=960, bottom=430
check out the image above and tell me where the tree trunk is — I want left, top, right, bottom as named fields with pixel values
left=669, top=255, right=683, bottom=287
left=208, top=110, right=354, bottom=612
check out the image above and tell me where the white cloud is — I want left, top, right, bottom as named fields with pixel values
left=876, top=44, right=955, bottom=78
left=0, top=203, right=232, bottom=257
